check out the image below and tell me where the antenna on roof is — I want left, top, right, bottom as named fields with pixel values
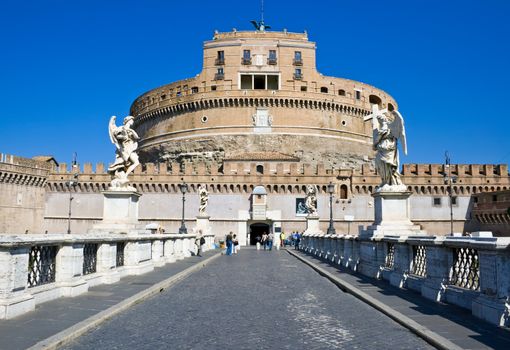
left=250, top=0, right=271, bottom=31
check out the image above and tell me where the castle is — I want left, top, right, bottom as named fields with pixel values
left=1, top=30, right=509, bottom=240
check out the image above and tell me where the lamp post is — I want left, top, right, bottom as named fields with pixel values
left=326, top=182, right=336, bottom=235
left=66, top=153, right=79, bottom=234
left=443, top=152, right=457, bottom=236
left=178, top=181, right=188, bottom=234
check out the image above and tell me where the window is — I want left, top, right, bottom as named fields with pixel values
left=215, top=68, right=224, bottom=80
left=492, top=194, right=498, bottom=202
left=267, top=75, right=278, bottom=90
left=191, top=87, right=198, bottom=94
left=301, top=86, right=307, bottom=92
left=451, top=196, right=458, bottom=206
left=320, top=87, right=328, bottom=93
left=254, top=75, right=265, bottom=89
left=239, top=74, right=279, bottom=90
left=211, top=85, right=217, bottom=91
left=242, top=50, right=251, bottom=64
left=293, top=51, right=302, bottom=65
left=340, top=185, right=348, bottom=199
left=433, top=197, right=441, bottom=206
left=294, top=68, right=302, bottom=80
left=268, top=50, right=277, bottom=64
left=216, top=51, right=225, bottom=65
left=256, top=165, right=264, bottom=174
left=355, top=90, right=361, bottom=100
left=338, top=89, right=346, bottom=96
left=241, top=75, right=252, bottom=89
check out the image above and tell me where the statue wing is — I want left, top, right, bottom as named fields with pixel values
left=389, top=111, right=407, bottom=155
left=108, top=116, right=119, bottom=148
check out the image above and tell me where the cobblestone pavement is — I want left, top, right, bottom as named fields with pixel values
left=64, top=248, right=434, bottom=350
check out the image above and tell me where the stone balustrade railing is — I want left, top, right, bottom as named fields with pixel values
left=0, top=232, right=215, bottom=319
left=299, top=232, right=510, bottom=327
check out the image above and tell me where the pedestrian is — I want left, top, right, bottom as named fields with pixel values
left=280, top=231, right=286, bottom=248
left=268, top=232, right=274, bottom=250
left=233, top=234, right=239, bottom=254
left=295, top=231, right=301, bottom=250
left=226, top=231, right=233, bottom=256
left=261, top=232, right=268, bottom=250
left=195, top=229, right=205, bottom=257
left=255, top=235, right=261, bottom=250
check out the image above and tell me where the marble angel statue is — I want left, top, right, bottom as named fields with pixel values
left=198, top=185, right=209, bottom=214
left=107, top=115, right=140, bottom=189
left=365, top=105, right=407, bottom=191
left=305, top=184, right=318, bottom=215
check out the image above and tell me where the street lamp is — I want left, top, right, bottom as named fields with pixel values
left=443, top=152, right=457, bottom=236
left=178, top=181, right=188, bottom=234
left=66, top=153, right=79, bottom=234
left=326, top=182, right=336, bottom=235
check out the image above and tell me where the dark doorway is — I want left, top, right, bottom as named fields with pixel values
left=249, top=223, right=270, bottom=245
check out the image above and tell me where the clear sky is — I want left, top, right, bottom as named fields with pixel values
left=1, top=0, right=509, bottom=167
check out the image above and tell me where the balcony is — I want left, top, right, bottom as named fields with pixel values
left=267, top=58, right=277, bottom=65
left=214, top=73, right=224, bottom=80
left=241, top=57, right=252, bottom=65
left=293, top=73, right=303, bottom=80
left=293, top=58, right=303, bottom=66
left=215, top=58, right=225, bottom=65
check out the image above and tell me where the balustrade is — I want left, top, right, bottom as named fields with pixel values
left=299, top=232, right=510, bottom=327
left=0, top=231, right=215, bottom=319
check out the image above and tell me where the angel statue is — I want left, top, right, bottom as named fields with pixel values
left=107, top=115, right=140, bottom=189
left=198, top=185, right=209, bottom=215
left=364, top=105, right=407, bottom=191
left=305, top=184, right=318, bottom=216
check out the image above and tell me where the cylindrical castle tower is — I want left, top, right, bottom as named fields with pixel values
left=130, top=30, right=397, bottom=169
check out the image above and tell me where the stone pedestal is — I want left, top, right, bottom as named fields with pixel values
left=304, top=215, right=322, bottom=235
left=91, top=190, right=143, bottom=234
left=195, top=215, right=212, bottom=235
left=361, top=190, right=424, bottom=238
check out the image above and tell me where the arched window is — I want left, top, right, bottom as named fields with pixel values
left=256, top=165, right=264, bottom=174
left=369, top=95, right=382, bottom=107
left=320, top=87, right=328, bottom=93
left=338, top=89, right=346, bottom=96
left=340, top=184, right=348, bottom=199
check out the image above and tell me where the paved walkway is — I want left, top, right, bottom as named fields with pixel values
left=63, top=248, right=433, bottom=350
left=0, top=250, right=219, bottom=350
left=290, top=249, right=510, bottom=350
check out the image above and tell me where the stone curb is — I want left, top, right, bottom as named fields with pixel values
left=286, top=249, right=463, bottom=350
left=28, top=252, right=222, bottom=350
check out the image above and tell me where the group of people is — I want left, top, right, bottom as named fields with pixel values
left=225, top=231, right=239, bottom=255
left=258, top=232, right=274, bottom=250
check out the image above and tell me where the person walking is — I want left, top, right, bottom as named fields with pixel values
left=261, top=232, right=268, bottom=251
left=295, top=231, right=301, bottom=250
left=280, top=231, right=286, bottom=248
left=268, top=232, right=274, bottom=251
left=195, top=229, right=204, bottom=257
left=226, top=232, right=233, bottom=256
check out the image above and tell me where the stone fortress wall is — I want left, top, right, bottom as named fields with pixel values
left=39, top=159, right=509, bottom=236
left=0, top=154, right=51, bottom=234
left=129, top=30, right=397, bottom=168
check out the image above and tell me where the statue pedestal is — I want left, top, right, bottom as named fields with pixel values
left=361, top=190, right=425, bottom=239
left=91, top=190, right=143, bottom=234
left=304, top=215, right=323, bottom=235
left=195, top=215, right=211, bottom=235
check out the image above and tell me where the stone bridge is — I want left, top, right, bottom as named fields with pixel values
left=1, top=233, right=510, bottom=349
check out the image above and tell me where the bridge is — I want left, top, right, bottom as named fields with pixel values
left=1, top=233, right=509, bottom=349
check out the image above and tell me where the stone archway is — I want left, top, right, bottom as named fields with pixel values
left=249, top=222, right=270, bottom=245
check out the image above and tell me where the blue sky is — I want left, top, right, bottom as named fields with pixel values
left=1, top=0, right=509, bottom=167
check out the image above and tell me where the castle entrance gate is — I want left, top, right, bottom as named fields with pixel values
left=248, top=222, right=271, bottom=245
